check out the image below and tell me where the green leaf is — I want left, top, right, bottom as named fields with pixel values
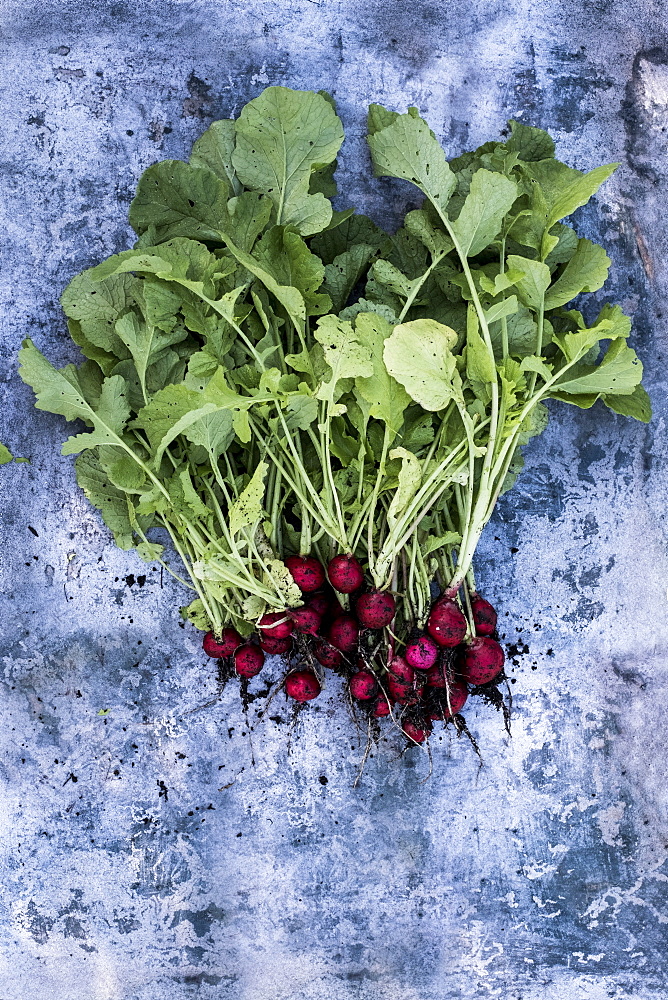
left=219, top=234, right=307, bottom=332
left=233, top=87, right=344, bottom=236
left=545, top=163, right=618, bottom=231
left=323, top=244, right=377, bottom=312
left=383, top=318, right=462, bottom=411
left=387, top=447, right=422, bottom=526
left=181, top=598, right=211, bottom=631
left=61, top=271, right=134, bottom=358
left=353, top=311, right=411, bottom=434
left=404, top=208, right=453, bottom=257
left=450, top=169, right=518, bottom=256
left=254, top=227, right=327, bottom=313
left=484, top=295, right=519, bottom=325
left=0, top=443, right=20, bottom=464
left=98, top=447, right=147, bottom=493
left=506, top=255, right=551, bottom=312
left=544, top=238, right=610, bottom=310
left=75, top=451, right=138, bottom=549
left=423, top=531, right=461, bottom=556
left=603, top=383, right=652, bottom=422
left=128, top=160, right=231, bottom=241
left=136, top=540, right=165, bottom=562
left=552, top=339, right=643, bottom=396
left=114, top=309, right=187, bottom=401
left=190, top=118, right=242, bottom=195
left=506, top=120, right=555, bottom=162
left=61, top=375, right=131, bottom=455
left=309, top=214, right=386, bottom=264
left=367, top=103, right=400, bottom=136
left=367, top=111, right=456, bottom=213
left=466, top=305, right=495, bottom=383
left=224, top=191, right=272, bottom=252
left=229, top=462, right=267, bottom=535
left=314, top=315, right=373, bottom=405
left=520, top=355, right=553, bottom=382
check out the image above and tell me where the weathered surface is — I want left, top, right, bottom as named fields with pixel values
left=1, top=2, right=667, bottom=997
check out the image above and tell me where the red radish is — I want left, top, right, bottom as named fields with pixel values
left=471, top=594, right=497, bottom=636
left=328, top=614, right=358, bottom=653
left=426, top=598, right=467, bottom=647
left=426, top=664, right=448, bottom=688
left=234, top=644, right=264, bottom=678
left=203, top=627, right=241, bottom=658
left=284, top=555, right=325, bottom=592
left=356, top=591, right=396, bottom=629
left=429, top=680, right=468, bottom=718
left=349, top=669, right=378, bottom=701
left=258, top=611, right=293, bottom=639
left=402, top=720, right=430, bottom=744
left=259, top=634, right=292, bottom=655
left=387, top=656, right=415, bottom=704
left=461, top=637, right=504, bottom=685
left=285, top=670, right=321, bottom=701
left=405, top=634, right=439, bottom=670
left=327, top=554, right=364, bottom=594
left=372, top=697, right=392, bottom=717
left=305, top=592, right=330, bottom=617
left=290, top=606, right=322, bottom=635
left=314, top=640, right=343, bottom=668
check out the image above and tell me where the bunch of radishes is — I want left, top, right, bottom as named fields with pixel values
left=202, top=553, right=505, bottom=745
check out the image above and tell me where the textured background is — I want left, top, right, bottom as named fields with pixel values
left=1, top=1, right=667, bottom=998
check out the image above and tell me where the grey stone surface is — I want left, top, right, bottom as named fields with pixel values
left=1, top=1, right=668, bottom=997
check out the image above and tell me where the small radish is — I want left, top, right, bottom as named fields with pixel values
left=258, top=611, right=293, bottom=639
left=259, top=634, right=292, bottom=655
left=328, top=614, right=358, bottom=653
left=314, top=640, right=343, bottom=668
left=405, top=634, right=439, bottom=670
left=290, top=606, right=322, bottom=635
left=304, top=592, right=330, bottom=618
left=285, top=670, right=321, bottom=701
left=203, top=627, right=241, bottom=658
left=426, top=598, right=467, bottom=647
left=372, top=697, right=391, bottom=718
left=429, top=680, right=468, bottom=718
left=284, top=555, right=326, bottom=592
left=471, top=594, right=497, bottom=636
left=425, top=664, right=448, bottom=688
left=387, top=656, right=415, bottom=704
left=461, top=637, right=504, bottom=685
left=234, top=644, right=264, bottom=678
left=402, top=720, right=430, bottom=744
left=327, top=554, right=364, bottom=594
left=349, top=669, right=378, bottom=701
left=356, top=591, right=396, bottom=629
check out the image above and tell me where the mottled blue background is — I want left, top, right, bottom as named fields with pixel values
left=1, top=2, right=667, bottom=997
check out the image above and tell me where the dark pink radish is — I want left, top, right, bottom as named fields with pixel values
left=349, top=669, right=378, bottom=701
left=405, top=634, right=439, bottom=670
left=426, top=664, right=447, bottom=688
left=258, top=611, right=293, bottom=639
left=203, top=627, right=242, bottom=658
left=290, top=606, right=322, bottom=635
left=234, top=644, right=265, bottom=678
left=461, top=637, right=505, bottom=685
left=356, top=591, right=396, bottom=629
left=387, top=656, right=416, bottom=704
left=471, top=595, right=497, bottom=636
left=328, top=614, right=359, bottom=653
left=314, top=640, right=343, bottom=669
left=402, top=720, right=430, bottom=744
left=304, top=592, right=330, bottom=618
left=284, top=555, right=326, bottom=593
left=327, top=554, right=364, bottom=594
left=259, top=634, right=292, bottom=655
left=285, top=670, right=321, bottom=701
left=426, top=598, right=467, bottom=647
left=372, top=697, right=392, bottom=718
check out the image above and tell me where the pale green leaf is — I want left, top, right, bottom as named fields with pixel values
left=353, top=311, right=411, bottom=434
left=190, top=118, right=242, bottom=195
left=552, top=339, right=643, bottom=396
left=450, top=169, right=518, bottom=256
left=314, top=315, right=373, bottom=405
left=233, top=87, right=344, bottom=235
left=506, top=255, right=551, bottom=312
left=383, top=318, right=461, bottom=411
left=367, top=111, right=456, bottom=213
left=128, top=160, right=231, bottom=241
left=229, top=462, right=267, bottom=535
left=603, top=383, right=652, bottom=423
left=387, top=447, right=422, bottom=527
left=544, top=238, right=611, bottom=310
